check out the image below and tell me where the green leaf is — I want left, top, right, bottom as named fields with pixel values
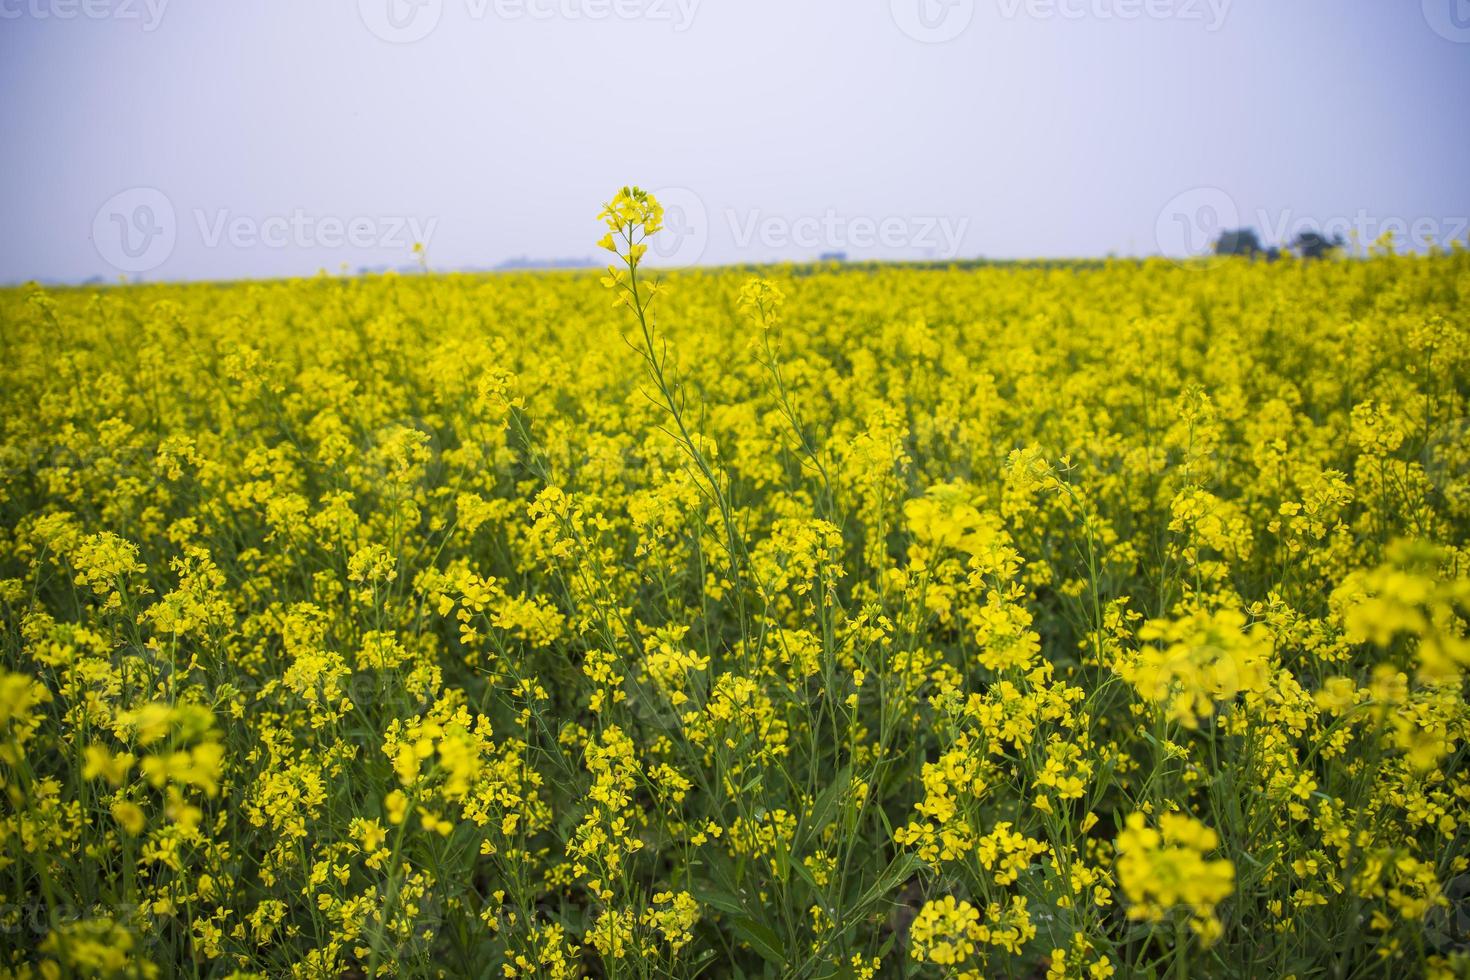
left=800, top=764, right=851, bottom=848
left=853, top=851, right=924, bottom=914
left=789, top=850, right=825, bottom=901
left=689, top=880, right=746, bottom=918
left=730, top=916, right=786, bottom=967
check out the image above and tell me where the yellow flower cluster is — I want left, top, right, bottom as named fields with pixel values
left=1114, top=811, right=1235, bottom=944
left=910, top=893, right=1038, bottom=971
left=1123, top=608, right=1273, bottom=728
left=0, top=191, right=1466, bottom=977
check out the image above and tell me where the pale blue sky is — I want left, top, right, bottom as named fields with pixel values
left=1, top=0, right=1467, bottom=281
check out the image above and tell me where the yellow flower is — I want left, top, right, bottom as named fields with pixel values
left=1124, top=609, right=1273, bottom=728
left=385, top=789, right=408, bottom=825
left=910, top=895, right=981, bottom=966
left=83, top=744, right=135, bottom=786
left=1115, top=812, right=1234, bottom=943
left=111, top=800, right=147, bottom=835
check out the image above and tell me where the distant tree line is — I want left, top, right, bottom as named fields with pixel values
left=1214, top=228, right=1346, bottom=260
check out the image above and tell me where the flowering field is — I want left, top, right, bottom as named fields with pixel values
left=1, top=191, right=1468, bottom=978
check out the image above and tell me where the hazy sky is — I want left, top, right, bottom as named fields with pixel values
left=1, top=0, right=1467, bottom=281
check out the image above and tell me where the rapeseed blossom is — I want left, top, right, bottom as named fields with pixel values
left=0, top=192, right=1465, bottom=977
left=1115, top=812, right=1235, bottom=943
